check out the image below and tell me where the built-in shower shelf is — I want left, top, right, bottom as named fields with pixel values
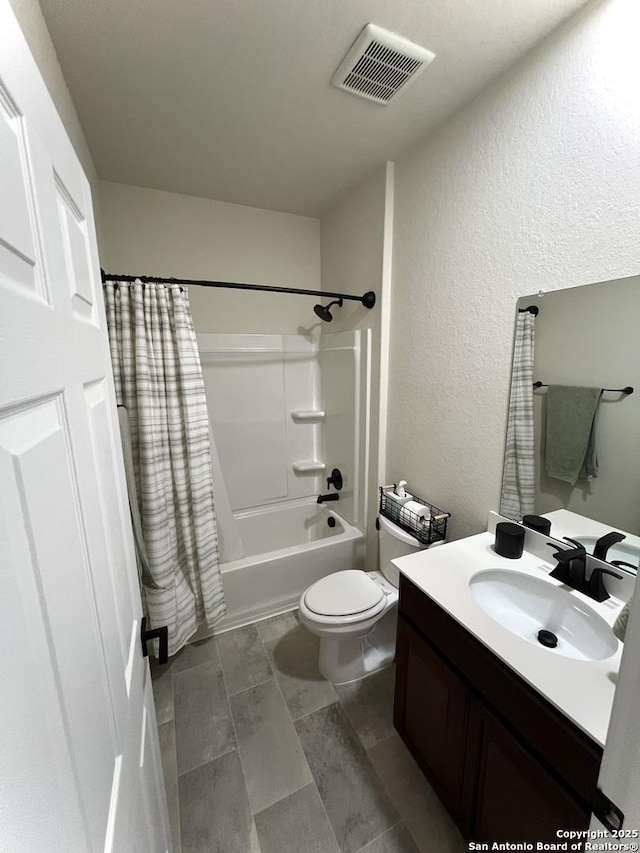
left=291, top=410, right=326, bottom=421
left=292, top=461, right=326, bottom=474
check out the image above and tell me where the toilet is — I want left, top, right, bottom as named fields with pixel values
left=298, top=515, right=431, bottom=684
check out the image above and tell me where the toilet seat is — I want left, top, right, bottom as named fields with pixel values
left=303, top=570, right=386, bottom=621
left=299, top=513, right=429, bottom=684
left=298, top=569, right=401, bottom=683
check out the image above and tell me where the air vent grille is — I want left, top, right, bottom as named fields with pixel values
left=332, top=24, right=435, bottom=106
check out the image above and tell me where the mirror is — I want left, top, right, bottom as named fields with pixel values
left=501, top=273, right=640, bottom=570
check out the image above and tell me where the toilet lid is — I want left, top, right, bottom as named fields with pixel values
left=304, top=570, right=384, bottom=617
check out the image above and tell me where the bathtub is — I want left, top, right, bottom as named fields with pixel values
left=213, top=497, right=365, bottom=633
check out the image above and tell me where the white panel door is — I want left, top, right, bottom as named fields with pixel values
left=0, top=3, right=170, bottom=852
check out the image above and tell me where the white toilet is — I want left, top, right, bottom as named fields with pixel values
left=298, top=515, right=431, bottom=684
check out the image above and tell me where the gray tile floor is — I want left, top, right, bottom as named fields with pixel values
left=151, top=610, right=466, bottom=853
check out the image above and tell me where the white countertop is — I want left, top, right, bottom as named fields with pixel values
left=544, top=509, right=640, bottom=554
left=393, top=530, right=625, bottom=748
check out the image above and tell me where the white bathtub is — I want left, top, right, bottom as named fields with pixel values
left=213, top=498, right=365, bottom=633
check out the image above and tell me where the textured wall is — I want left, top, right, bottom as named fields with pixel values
left=99, top=181, right=321, bottom=334
left=320, top=167, right=387, bottom=339
left=388, top=0, right=640, bottom=541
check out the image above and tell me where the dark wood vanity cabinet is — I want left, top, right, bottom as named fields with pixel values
left=394, top=576, right=603, bottom=842
left=464, top=698, right=590, bottom=841
left=395, top=616, right=469, bottom=824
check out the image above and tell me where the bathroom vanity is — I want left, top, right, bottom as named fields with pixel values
left=392, top=525, right=624, bottom=842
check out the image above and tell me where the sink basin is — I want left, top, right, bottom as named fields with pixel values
left=574, top=537, right=640, bottom=570
left=469, top=569, right=618, bottom=661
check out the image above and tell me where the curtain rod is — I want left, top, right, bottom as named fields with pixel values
left=100, top=270, right=376, bottom=309
left=533, top=382, right=634, bottom=394
left=518, top=305, right=539, bottom=315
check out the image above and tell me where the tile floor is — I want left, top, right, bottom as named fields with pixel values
left=151, top=610, right=466, bottom=853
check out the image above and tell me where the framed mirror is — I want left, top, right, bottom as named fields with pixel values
left=500, top=273, right=640, bottom=571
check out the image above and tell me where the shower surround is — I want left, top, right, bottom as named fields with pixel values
left=198, top=330, right=370, bottom=631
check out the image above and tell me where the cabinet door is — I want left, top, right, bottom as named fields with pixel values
left=394, top=616, right=469, bottom=822
left=466, top=698, right=590, bottom=843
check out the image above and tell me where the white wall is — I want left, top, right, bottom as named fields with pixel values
left=387, top=0, right=640, bottom=542
left=321, top=164, right=394, bottom=569
left=98, top=181, right=321, bottom=334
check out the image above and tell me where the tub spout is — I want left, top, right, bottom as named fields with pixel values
left=317, top=493, right=339, bottom=504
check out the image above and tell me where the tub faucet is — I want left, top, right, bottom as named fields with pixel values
left=327, top=468, right=343, bottom=491
left=317, top=493, right=339, bottom=504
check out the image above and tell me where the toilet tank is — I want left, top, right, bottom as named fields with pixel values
left=378, top=515, right=429, bottom=587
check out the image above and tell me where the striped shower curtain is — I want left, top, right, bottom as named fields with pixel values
left=500, top=310, right=536, bottom=520
left=104, top=280, right=225, bottom=656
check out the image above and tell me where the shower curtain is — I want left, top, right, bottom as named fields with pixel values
left=104, top=280, right=225, bottom=656
left=500, top=310, right=536, bottom=520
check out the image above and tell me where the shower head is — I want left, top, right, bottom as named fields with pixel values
left=313, top=298, right=343, bottom=322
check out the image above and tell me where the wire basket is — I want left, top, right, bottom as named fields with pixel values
left=379, top=486, right=450, bottom=546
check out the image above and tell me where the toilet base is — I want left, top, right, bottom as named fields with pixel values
left=317, top=607, right=397, bottom=685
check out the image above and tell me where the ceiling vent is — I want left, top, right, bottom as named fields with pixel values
left=331, top=23, right=435, bottom=106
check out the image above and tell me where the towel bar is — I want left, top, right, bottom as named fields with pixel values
left=533, top=382, right=633, bottom=395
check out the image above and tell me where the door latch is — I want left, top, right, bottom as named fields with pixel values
left=140, top=617, right=169, bottom=665
left=593, top=788, right=624, bottom=832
